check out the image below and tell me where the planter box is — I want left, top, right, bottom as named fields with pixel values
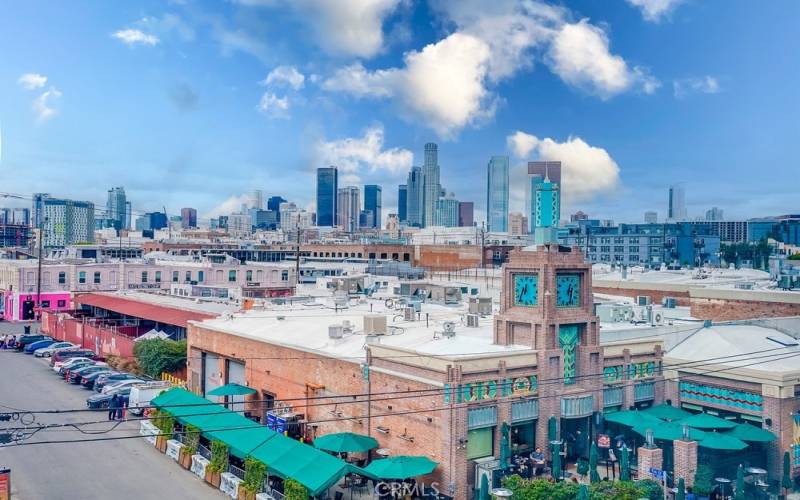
left=179, top=450, right=193, bottom=469
left=205, top=470, right=222, bottom=488
left=238, top=486, right=257, bottom=500
left=156, top=435, right=168, bottom=453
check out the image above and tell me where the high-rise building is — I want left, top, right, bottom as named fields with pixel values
left=364, top=185, right=382, bottom=228
left=359, top=210, right=374, bottom=229
left=406, top=167, right=424, bottom=227
left=458, top=201, right=474, bottom=227
left=267, top=196, right=287, bottom=225
left=668, top=184, right=687, bottom=221
left=250, top=190, right=264, bottom=210
left=644, top=211, right=658, bottom=224
left=434, top=195, right=459, bottom=227
left=181, top=208, right=197, bottom=228
left=1, top=208, right=30, bottom=226
left=337, top=186, right=361, bottom=233
left=422, top=143, right=441, bottom=228
left=397, top=185, right=407, bottom=223
left=486, top=156, right=509, bottom=232
left=135, top=212, right=168, bottom=232
left=316, top=167, right=338, bottom=227
left=227, top=213, right=253, bottom=237
left=125, top=202, right=132, bottom=230
left=570, top=211, right=588, bottom=223
left=106, top=186, right=127, bottom=231
left=508, top=212, right=528, bottom=235
left=532, top=179, right=560, bottom=244
left=41, top=198, right=95, bottom=247
left=705, top=207, right=724, bottom=221
left=31, top=193, right=51, bottom=228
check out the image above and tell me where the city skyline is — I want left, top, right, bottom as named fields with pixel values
left=0, top=1, right=797, bottom=222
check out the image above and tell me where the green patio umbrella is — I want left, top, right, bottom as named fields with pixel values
left=362, top=456, right=437, bottom=480
left=697, top=432, right=747, bottom=451
left=620, top=447, right=630, bottom=481
left=644, top=403, right=691, bottom=421
left=206, top=383, right=257, bottom=397
left=678, top=412, right=737, bottom=430
left=633, top=421, right=706, bottom=442
left=724, top=423, right=777, bottom=442
left=548, top=416, right=558, bottom=442
left=734, top=464, right=745, bottom=500
left=676, top=477, right=686, bottom=500
left=578, top=483, right=590, bottom=500
left=479, top=473, right=490, bottom=500
left=604, top=410, right=662, bottom=428
left=499, top=422, right=511, bottom=469
left=313, top=432, right=379, bottom=453
left=589, top=442, right=600, bottom=484
left=783, top=452, right=792, bottom=491
left=551, top=442, right=562, bottom=481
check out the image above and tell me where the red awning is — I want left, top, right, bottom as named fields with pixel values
left=74, top=293, right=216, bottom=328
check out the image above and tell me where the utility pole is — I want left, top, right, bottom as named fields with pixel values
left=35, top=216, right=47, bottom=321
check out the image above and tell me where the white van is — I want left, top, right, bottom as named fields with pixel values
left=128, top=381, right=173, bottom=416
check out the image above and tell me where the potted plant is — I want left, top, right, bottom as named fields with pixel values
left=151, top=409, right=174, bottom=453
left=179, top=424, right=200, bottom=469
left=284, top=479, right=309, bottom=500
left=205, top=440, right=228, bottom=488
left=238, top=456, right=267, bottom=500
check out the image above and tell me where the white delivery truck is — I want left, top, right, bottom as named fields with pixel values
left=128, top=381, right=174, bottom=416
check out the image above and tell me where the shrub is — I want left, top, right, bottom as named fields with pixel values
left=284, top=479, right=309, bottom=500
left=182, top=424, right=200, bottom=455
left=208, top=440, right=229, bottom=473
left=589, top=480, right=643, bottom=500
left=151, top=409, right=174, bottom=438
left=693, top=464, right=714, bottom=497
left=133, top=339, right=187, bottom=378
left=242, top=456, right=267, bottom=494
left=636, top=479, right=663, bottom=500
left=501, top=476, right=579, bottom=500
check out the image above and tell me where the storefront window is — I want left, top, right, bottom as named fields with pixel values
left=467, top=427, right=494, bottom=460
left=511, top=422, right=536, bottom=455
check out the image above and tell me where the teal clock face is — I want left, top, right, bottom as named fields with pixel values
left=556, top=274, right=581, bottom=307
left=513, top=274, right=539, bottom=307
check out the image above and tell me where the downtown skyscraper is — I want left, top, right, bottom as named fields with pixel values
left=337, top=186, right=360, bottom=233
left=106, top=186, right=127, bottom=231
left=668, top=184, right=687, bottom=221
left=316, top=166, right=338, bottom=227
left=486, top=156, right=509, bottom=232
left=364, top=185, right=382, bottom=229
left=422, top=143, right=440, bottom=228
left=406, top=167, right=424, bottom=227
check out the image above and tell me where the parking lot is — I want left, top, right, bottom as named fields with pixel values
left=0, top=339, right=221, bottom=499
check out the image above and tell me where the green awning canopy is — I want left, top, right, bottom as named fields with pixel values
left=632, top=421, right=707, bottom=442
left=313, top=432, right=379, bottom=453
left=643, top=403, right=692, bottom=421
left=604, top=410, right=662, bottom=428
left=207, top=383, right=257, bottom=397
left=362, top=456, right=438, bottom=480
left=724, top=423, right=777, bottom=443
left=678, top=412, right=737, bottom=430
left=151, top=388, right=357, bottom=496
left=698, top=432, right=748, bottom=451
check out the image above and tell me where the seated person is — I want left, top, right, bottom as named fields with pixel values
left=530, top=447, right=545, bottom=463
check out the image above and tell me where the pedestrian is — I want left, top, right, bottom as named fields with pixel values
left=108, top=394, right=120, bottom=421
left=117, top=395, right=128, bottom=421
left=686, top=486, right=696, bottom=500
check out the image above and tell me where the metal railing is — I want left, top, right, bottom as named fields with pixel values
left=198, top=444, right=212, bottom=460
left=228, top=464, right=245, bottom=480
left=263, top=483, right=285, bottom=500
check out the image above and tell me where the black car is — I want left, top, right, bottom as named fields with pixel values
left=80, top=370, right=114, bottom=390
left=94, top=372, right=137, bottom=393
left=58, top=360, right=95, bottom=377
left=14, top=335, right=52, bottom=351
left=68, top=365, right=108, bottom=384
left=87, top=387, right=131, bottom=409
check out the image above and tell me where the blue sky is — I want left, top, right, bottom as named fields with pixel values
left=1, top=0, right=798, bottom=225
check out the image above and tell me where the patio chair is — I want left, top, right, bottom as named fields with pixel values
left=334, top=492, right=344, bottom=500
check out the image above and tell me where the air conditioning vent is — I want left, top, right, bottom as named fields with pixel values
left=442, top=321, right=456, bottom=338
left=403, top=306, right=416, bottom=322
left=329, top=324, right=344, bottom=339
left=363, top=314, right=387, bottom=336
left=466, top=314, right=479, bottom=328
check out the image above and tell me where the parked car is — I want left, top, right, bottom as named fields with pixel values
left=53, top=357, right=94, bottom=373
left=58, top=360, right=96, bottom=377
left=50, top=349, right=97, bottom=367
left=68, top=364, right=109, bottom=384
left=80, top=369, right=114, bottom=390
left=101, top=378, right=144, bottom=394
left=94, top=372, right=138, bottom=393
left=34, top=342, right=77, bottom=357
left=24, top=339, right=56, bottom=354
left=15, top=335, right=52, bottom=351
left=128, top=382, right=173, bottom=416
left=87, top=387, right=132, bottom=409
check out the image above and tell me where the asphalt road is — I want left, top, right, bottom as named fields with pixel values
left=0, top=348, right=222, bottom=500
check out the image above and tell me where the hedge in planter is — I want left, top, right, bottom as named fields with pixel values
left=239, top=456, right=267, bottom=500
left=284, top=479, right=308, bottom=500
left=151, top=409, right=174, bottom=453
left=179, top=424, right=200, bottom=469
left=205, top=440, right=229, bottom=488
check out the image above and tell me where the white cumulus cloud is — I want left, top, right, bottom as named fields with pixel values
left=673, top=76, right=720, bottom=98
left=626, top=0, right=684, bottom=22
left=32, top=87, right=62, bottom=122
left=204, top=194, right=252, bottom=219
left=507, top=131, right=620, bottom=203
left=314, top=124, right=413, bottom=180
left=548, top=19, right=658, bottom=98
left=256, top=92, right=290, bottom=118
left=18, top=73, right=48, bottom=90
left=262, top=66, right=305, bottom=90
left=112, top=28, right=160, bottom=46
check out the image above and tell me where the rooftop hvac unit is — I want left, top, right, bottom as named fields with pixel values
left=442, top=321, right=456, bottom=338
left=468, top=297, right=492, bottom=316
left=403, top=306, right=416, bottom=322
left=466, top=313, right=480, bottom=328
left=328, top=324, right=344, bottom=339
left=363, top=314, right=388, bottom=336
left=632, top=306, right=649, bottom=323
left=662, top=297, right=677, bottom=309
left=735, top=282, right=754, bottom=290
left=650, top=310, right=665, bottom=326
left=636, top=295, right=652, bottom=306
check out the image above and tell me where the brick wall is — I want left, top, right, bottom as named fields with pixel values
left=673, top=439, right=698, bottom=487
left=593, top=286, right=690, bottom=306
left=690, top=297, right=800, bottom=321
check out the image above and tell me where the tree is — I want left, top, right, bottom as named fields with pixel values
left=133, top=338, right=187, bottom=378
left=693, top=464, right=714, bottom=497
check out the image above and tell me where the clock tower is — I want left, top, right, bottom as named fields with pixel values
left=494, top=243, right=602, bottom=453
